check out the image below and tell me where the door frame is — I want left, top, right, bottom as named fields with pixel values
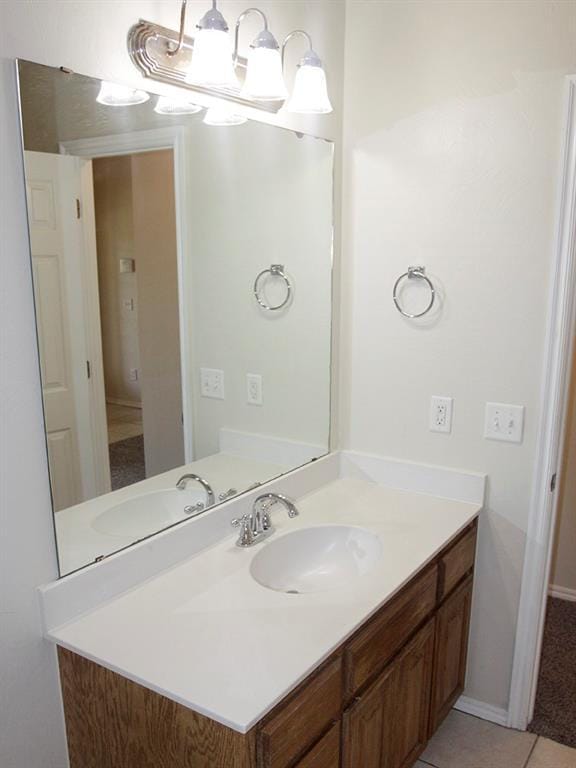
left=507, top=75, right=576, bottom=730
left=60, top=127, right=195, bottom=463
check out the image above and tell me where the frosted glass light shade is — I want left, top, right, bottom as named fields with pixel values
left=154, top=96, right=202, bottom=115
left=286, top=65, right=332, bottom=114
left=203, top=107, right=247, bottom=126
left=96, top=82, right=150, bottom=107
left=241, top=46, right=287, bottom=102
left=187, top=28, right=239, bottom=88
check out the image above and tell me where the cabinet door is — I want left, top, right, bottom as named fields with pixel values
left=342, top=619, right=435, bottom=768
left=342, top=662, right=396, bottom=768
left=393, top=619, right=435, bottom=768
left=295, top=723, right=340, bottom=768
left=430, top=574, right=473, bottom=733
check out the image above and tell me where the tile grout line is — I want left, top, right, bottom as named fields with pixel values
left=418, top=759, right=440, bottom=768
left=522, top=735, right=540, bottom=768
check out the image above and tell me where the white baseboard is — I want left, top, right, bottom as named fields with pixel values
left=454, top=695, right=509, bottom=727
left=549, top=584, right=576, bottom=602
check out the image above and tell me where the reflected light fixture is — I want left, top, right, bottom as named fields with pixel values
left=154, top=95, right=202, bottom=115
left=282, top=31, right=333, bottom=114
left=203, top=107, right=247, bottom=126
left=96, top=81, right=150, bottom=107
left=127, top=2, right=332, bottom=115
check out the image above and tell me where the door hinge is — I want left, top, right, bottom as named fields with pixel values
left=86, top=360, right=91, bottom=379
left=76, top=198, right=81, bottom=219
left=550, top=473, right=557, bottom=492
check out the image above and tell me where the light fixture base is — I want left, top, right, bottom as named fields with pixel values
left=127, top=19, right=282, bottom=113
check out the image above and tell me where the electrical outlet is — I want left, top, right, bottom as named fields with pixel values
left=484, top=402, right=524, bottom=443
left=129, top=368, right=138, bottom=382
left=200, top=368, right=225, bottom=400
left=246, top=373, right=263, bottom=406
left=430, top=396, right=453, bottom=433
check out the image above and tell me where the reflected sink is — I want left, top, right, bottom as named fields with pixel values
left=92, top=488, right=208, bottom=539
left=250, top=525, right=382, bottom=594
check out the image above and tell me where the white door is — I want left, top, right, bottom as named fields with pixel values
left=25, top=151, right=86, bottom=511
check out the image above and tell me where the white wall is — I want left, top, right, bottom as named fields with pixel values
left=341, top=0, right=576, bottom=714
left=0, top=2, right=344, bottom=766
left=185, top=121, right=333, bottom=459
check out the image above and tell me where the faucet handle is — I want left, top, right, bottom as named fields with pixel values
left=231, top=515, right=254, bottom=547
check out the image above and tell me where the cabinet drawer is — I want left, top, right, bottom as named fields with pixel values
left=438, top=523, right=477, bottom=601
left=257, top=657, right=342, bottom=768
left=344, top=565, right=438, bottom=697
left=295, top=723, right=340, bottom=768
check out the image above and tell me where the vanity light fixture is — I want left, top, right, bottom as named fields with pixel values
left=153, top=95, right=202, bottom=115
left=96, top=81, right=150, bottom=107
left=235, top=9, right=287, bottom=102
left=127, top=1, right=332, bottom=115
left=203, top=106, right=247, bottom=126
left=282, top=31, right=333, bottom=114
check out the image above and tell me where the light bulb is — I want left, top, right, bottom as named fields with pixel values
left=187, top=4, right=238, bottom=89
left=154, top=96, right=203, bottom=115
left=286, top=51, right=332, bottom=114
left=96, top=81, right=150, bottom=107
left=241, top=29, right=287, bottom=102
left=203, top=107, right=247, bottom=126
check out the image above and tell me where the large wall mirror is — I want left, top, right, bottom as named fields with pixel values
left=17, top=60, right=333, bottom=576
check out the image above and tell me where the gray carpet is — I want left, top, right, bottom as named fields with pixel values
left=108, top=435, right=145, bottom=490
left=529, top=597, right=576, bottom=748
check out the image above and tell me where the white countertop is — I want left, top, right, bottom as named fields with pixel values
left=48, top=477, right=481, bottom=733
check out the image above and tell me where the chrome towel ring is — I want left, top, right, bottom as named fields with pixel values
left=393, top=266, right=435, bottom=318
left=253, top=264, right=292, bottom=311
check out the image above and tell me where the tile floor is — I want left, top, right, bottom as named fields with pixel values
left=416, top=711, right=576, bottom=768
left=106, top=403, right=143, bottom=444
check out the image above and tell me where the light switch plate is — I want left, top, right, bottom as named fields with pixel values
left=484, top=402, right=524, bottom=443
left=429, top=396, right=453, bottom=433
left=246, top=374, right=263, bottom=406
left=200, top=368, right=225, bottom=400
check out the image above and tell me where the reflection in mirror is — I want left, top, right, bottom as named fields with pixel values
left=17, top=61, right=333, bottom=576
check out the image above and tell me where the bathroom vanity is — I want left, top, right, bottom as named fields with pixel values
left=45, top=473, right=480, bottom=768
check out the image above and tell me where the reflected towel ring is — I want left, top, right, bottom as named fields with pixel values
left=253, top=264, right=292, bottom=311
left=393, top=266, right=435, bottom=318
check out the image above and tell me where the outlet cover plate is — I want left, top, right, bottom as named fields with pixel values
left=246, top=373, right=263, bottom=406
left=200, top=368, right=225, bottom=400
left=484, top=402, right=524, bottom=443
left=430, top=396, right=453, bottom=434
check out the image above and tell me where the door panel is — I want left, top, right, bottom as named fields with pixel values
left=25, top=151, right=83, bottom=510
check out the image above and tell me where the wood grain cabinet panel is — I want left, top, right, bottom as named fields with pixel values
left=438, top=523, right=477, bottom=601
left=294, top=723, right=341, bottom=768
left=257, top=657, right=342, bottom=768
left=342, top=619, right=435, bottom=768
left=58, top=647, right=256, bottom=768
left=344, top=565, right=437, bottom=697
left=429, top=574, right=474, bottom=733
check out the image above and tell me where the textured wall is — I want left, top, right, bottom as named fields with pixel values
left=341, top=0, right=576, bottom=712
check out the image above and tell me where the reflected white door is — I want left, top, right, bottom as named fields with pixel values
left=25, top=151, right=84, bottom=511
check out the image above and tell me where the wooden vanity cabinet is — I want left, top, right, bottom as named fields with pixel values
left=57, top=518, right=477, bottom=768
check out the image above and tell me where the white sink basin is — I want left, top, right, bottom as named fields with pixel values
left=250, top=525, right=382, bottom=594
left=92, top=488, right=208, bottom=539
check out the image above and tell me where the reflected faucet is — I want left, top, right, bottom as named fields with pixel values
left=175, top=473, right=215, bottom=507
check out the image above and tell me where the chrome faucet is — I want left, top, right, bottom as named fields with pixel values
left=175, top=473, right=215, bottom=508
left=231, top=492, right=299, bottom=547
